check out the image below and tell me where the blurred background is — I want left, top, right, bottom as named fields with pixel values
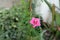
left=0, top=0, right=60, bottom=40
left=0, top=0, right=20, bottom=9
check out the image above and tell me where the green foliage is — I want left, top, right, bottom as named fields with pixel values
left=0, top=0, right=41, bottom=40
left=56, top=13, right=60, bottom=25
left=0, top=0, right=60, bottom=40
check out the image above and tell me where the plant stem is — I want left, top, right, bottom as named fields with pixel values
left=51, top=4, right=55, bottom=29
left=29, top=0, right=32, bottom=11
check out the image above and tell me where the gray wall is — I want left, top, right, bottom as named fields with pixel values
left=0, top=0, right=20, bottom=9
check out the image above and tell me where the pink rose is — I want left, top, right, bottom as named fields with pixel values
left=30, top=17, right=41, bottom=28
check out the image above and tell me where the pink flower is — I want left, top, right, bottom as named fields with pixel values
left=30, top=17, right=41, bottom=28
